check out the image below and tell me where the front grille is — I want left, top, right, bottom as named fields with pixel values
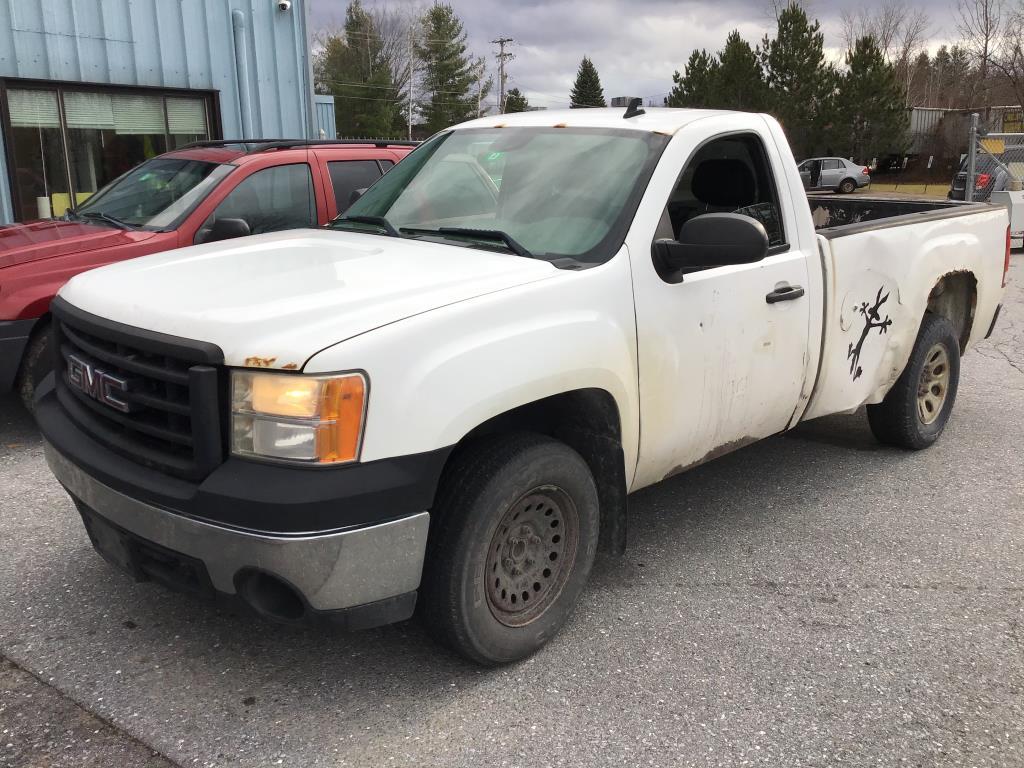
left=52, top=298, right=224, bottom=481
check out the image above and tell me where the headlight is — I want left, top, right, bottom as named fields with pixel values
left=230, top=370, right=367, bottom=464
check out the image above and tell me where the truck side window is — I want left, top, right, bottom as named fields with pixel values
left=328, top=160, right=383, bottom=213
left=663, top=133, right=786, bottom=250
left=196, top=163, right=315, bottom=243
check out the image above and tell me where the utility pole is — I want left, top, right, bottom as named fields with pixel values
left=406, top=26, right=415, bottom=140
left=492, top=37, right=514, bottom=114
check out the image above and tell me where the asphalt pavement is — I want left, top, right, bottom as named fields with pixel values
left=1, top=256, right=1022, bottom=768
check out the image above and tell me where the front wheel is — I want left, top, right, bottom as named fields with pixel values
left=867, top=313, right=960, bottom=449
left=838, top=178, right=857, bottom=194
left=16, top=322, right=51, bottom=413
left=420, top=433, right=600, bottom=665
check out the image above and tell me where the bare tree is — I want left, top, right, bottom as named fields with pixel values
left=956, top=0, right=1004, bottom=112
left=839, top=1, right=930, bottom=105
left=989, top=3, right=1024, bottom=111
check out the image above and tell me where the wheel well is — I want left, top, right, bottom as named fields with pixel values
left=926, top=271, right=977, bottom=351
left=451, top=389, right=628, bottom=554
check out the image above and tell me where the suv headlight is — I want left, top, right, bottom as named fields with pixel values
left=230, top=371, right=367, bottom=464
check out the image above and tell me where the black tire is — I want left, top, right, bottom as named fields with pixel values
left=420, top=432, right=600, bottom=665
left=838, top=178, right=857, bottom=194
left=867, top=313, right=960, bottom=450
left=15, top=322, right=51, bottom=413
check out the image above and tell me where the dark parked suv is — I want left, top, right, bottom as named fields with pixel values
left=948, top=148, right=1024, bottom=201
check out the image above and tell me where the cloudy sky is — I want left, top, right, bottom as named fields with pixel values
left=310, top=0, right=959, bottom=110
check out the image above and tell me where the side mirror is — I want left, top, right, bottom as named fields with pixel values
left=652, top=213, right=769, bottom=283
left=348, top=188, right=368, bottom=207
left=199, top=217, right=251, bottom=244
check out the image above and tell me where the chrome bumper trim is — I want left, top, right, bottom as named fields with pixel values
left=44, top=441, right=429, bottom=611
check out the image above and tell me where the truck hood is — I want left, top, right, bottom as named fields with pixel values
left=0, top=219, right=158, bottom=269
left=59, top=228, right=560, bottom=368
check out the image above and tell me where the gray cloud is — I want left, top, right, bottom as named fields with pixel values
left=310, top=0, right=960, bottom=110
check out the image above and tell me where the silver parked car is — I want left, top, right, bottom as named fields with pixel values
left=798, top=157, right=870, bottom=193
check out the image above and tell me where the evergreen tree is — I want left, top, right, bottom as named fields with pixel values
left=314, top=1, right=397, bottom=138
left=504, top=88, right=530, bottom=113
left=667, top=49, right=720, bottom=107
left=834, top=36, right=909, bottom=161
left=759, top=3, right=837, bottom=158
left=415, top=4, right=487, bottom=133
left=570, top=57, right=607, bottom=107
left=716, top=31, right=768, bottom=111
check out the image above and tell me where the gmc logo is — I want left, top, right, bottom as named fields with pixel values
left=65, top=353, right=132, bottom=413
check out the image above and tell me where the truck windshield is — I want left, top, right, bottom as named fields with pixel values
left=334, top=127, right=669, bottom=264
left=70, top=158, right=232, bottom=230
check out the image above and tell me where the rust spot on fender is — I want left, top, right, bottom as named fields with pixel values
left=244, top=356, right=277, bottom=368
left=281, top=362, right=299, bottom=370
left=662, top=436, right=759, bottom=481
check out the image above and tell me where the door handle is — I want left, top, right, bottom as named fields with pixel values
left=766, top=284, right=805, bottom=304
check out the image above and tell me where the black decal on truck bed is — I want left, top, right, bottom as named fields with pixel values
left=847, top=287, right=892, bottom=380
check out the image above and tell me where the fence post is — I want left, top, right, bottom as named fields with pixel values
left=966, top=113, right=979, bottom=203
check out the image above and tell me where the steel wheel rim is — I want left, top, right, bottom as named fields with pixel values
left=917, top=342, right=950, bottom=425
left=485, top=485, right=579, bottom=628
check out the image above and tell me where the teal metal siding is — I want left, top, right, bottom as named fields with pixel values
left=0, top=0, right=315, bottom=222
left=314, top=94, right=336, bottom=139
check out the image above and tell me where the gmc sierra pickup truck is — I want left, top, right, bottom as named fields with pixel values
left=36, top=107, right=1010, bottom=665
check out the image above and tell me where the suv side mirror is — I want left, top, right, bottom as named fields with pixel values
left=652, top=213, right=769, bottom=283
left=199, top=217, right=251, bottom=244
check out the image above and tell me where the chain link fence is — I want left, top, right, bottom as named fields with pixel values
left=961, top=116, right=1024, bottom=202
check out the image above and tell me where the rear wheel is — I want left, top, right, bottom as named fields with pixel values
left=421, top=433, right=600, bottom=665
left=15, top=322, right=51, bottom=413
left=838, top=178, right=857, bottom=194
left=867, top=313, right=960, bottom=449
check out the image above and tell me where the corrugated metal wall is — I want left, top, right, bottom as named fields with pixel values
left=0, top=0, right=315, bottom=222
left=314, top=94, right=336, bottom=139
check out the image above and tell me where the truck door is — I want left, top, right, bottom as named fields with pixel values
left=628, top=125, right=813, bottom=489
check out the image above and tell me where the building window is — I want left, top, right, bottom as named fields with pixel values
left=3, top=83, right=215, bottom=221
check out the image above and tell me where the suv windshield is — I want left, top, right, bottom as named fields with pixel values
left=333, top=127, right=669, bottom=264
left=72, top=157, right=232, bottom=230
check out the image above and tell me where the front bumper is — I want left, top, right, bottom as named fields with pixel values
left=45, top=440, right=430, bottom=625
left=0, top=318, right=36, bottom=392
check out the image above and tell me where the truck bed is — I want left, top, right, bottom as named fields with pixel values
left=808, top=195, right=991, bottom=237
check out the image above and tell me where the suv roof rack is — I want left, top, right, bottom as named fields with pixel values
left=178, top=138, right=420, bottom=152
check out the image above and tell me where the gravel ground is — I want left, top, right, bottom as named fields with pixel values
left=0, top=255, right=1021, bottom=768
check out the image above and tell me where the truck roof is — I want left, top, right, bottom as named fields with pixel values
left=452, top=107, right=738, bottom=135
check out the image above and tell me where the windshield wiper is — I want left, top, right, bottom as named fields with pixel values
left=332, top=215, right=400, bottom=237
left=79, top=211, right=135, bottom=230
left=401, top=226, right=534, bottom=258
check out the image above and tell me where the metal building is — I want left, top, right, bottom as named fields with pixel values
left=0, top=0, right=319, bottom=223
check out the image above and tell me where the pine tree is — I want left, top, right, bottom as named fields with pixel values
left=667, top=50, right=719, bottom=107
left=314, top=1, right=397, bottom=138
left=716, top=31, right=767, bottom=111
left=504, top=88, right=530, bottom=113
left=570, top=57, right=607, bottom=108
left=415, top=4, right=487, bottom=133
left=760, top=3, right=837, bottom=158
left=834, top=36, right=909, bottom=161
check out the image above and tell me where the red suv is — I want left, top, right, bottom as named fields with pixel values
left=0, top=139, right=414, bottom=408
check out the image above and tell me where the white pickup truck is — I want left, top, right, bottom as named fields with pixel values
left=37, top=107, right=1010, bottom=664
